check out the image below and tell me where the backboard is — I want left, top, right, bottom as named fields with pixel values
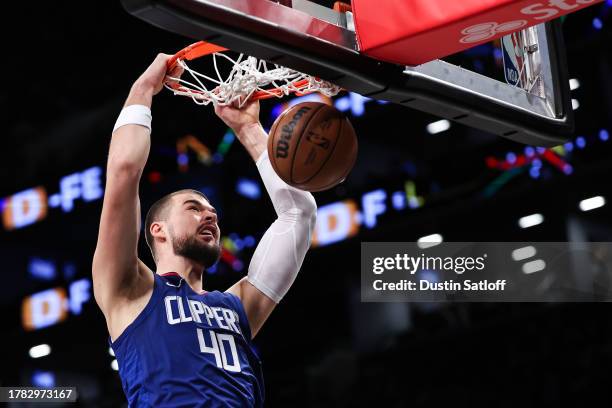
left=121, top=0, right=574, bottom=146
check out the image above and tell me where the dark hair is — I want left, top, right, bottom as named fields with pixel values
left=144, top=189, right=210, bottom=261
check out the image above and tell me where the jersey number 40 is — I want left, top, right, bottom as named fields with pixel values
left=197, top=328, right=242, bottom=373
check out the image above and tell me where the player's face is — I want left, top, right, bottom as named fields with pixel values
left=168, top=193, right=221, bottom=268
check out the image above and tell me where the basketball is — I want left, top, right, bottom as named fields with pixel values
left=267, top=102, right=358, bottom=192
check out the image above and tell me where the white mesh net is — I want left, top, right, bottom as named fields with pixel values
left=164, top=52, right=341, bottom=107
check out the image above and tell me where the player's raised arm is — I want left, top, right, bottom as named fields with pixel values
left=216, top=101, right=317, bottom=338
left=92, top=54, right=175, bottom=321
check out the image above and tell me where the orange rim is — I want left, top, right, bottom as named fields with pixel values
left=166, top=41, right=323, bottom=101
left=167, top=41, right=228, bottom=70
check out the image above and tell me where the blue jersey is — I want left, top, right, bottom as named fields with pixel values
left=110, top=272, right=264, bottom=407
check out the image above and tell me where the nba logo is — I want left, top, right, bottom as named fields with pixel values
left=501, top=32, right=526, bottom=88
left=305, top=131, right=331, bottom=150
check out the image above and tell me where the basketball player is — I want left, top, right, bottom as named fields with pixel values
left=92, top=53, right=317, bottom=407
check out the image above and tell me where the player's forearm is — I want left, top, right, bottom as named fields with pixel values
left=107, top=83, right=154, bottom=174
left=247, top=151, right=317, bottom=303
left=238, top=120, right=317, bottom=216
left=256, top=149, right=317, bottom=218
left=235, top=122, right=268, bottom=162
left=124, top=81, right=155, bottom=109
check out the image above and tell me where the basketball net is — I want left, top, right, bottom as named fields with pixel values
left=165, top=41, right=342, bottom=107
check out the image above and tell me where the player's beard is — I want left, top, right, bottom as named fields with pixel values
left=169, top=226, right=221, bottom=268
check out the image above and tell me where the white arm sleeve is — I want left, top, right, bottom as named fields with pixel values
left=247, top=150, right=317, bottom=303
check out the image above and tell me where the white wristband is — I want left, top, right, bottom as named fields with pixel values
left=113, top=104, right=152, bottom=133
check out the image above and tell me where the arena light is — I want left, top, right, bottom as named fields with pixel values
left=522, top=259, right=546, bottom=274
left=29, top=344, right=51, bottom=359
left=579, top=196, right=606, bottom=212
left=32, top=371, right=55, bottom=388
left=592, top=17, right=603, bottom=30
left=569, top=78, right=580, bottom=91
left=571, top=99, right=580, bottom=110
left=426, top=120, right=451, bottom=135
left=417, top=233, right=443, bottom=249
left=111, top=360, right=119, bottom=371
left=28, top=258, right=57, bottom=281
left=392, top=191, right=406, bottom=210
left=518, top=213, right=544, bottom=229
left=236, top=178, right=261, bottom=200
left=512, top=246, right=536, bottom=261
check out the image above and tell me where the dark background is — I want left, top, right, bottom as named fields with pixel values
left=1, top=0, right=612, bottom=406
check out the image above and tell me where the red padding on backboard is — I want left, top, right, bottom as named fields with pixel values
left=352, top=0, right=602, bottom=66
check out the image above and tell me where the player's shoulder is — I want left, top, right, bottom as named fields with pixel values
left=209, top=288, right=240, bottom=304
left=136, top=259, right=156, bottom=291
left=105, top=260, right=155, bottom=341
left=202, top=287, right=243, bottom=314
left=224, top=276, right=248, bottom=299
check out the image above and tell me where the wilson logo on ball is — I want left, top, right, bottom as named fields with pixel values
left=275, top=106, right=311, bottom=159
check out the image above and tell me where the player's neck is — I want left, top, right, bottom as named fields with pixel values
left=155, top=256, right=205, bottom=293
